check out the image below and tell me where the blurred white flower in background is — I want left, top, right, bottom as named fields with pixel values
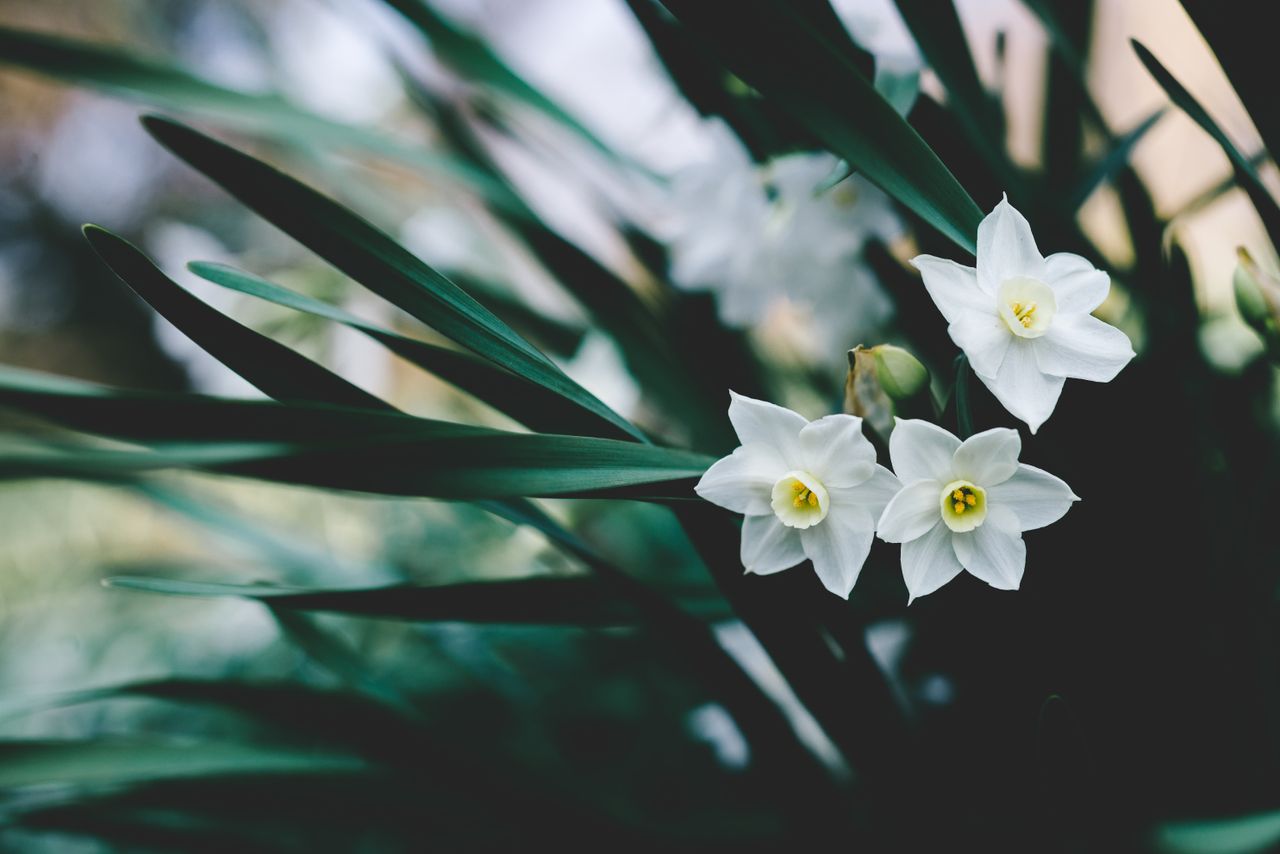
left=662, top=121, right=902, bottom=362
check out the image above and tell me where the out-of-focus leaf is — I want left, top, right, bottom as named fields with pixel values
left=1156, top=811, right=1280, bottom=854
left=0, top=370, right=711, bottom=499
left=1132, top=40, right=1280, bottom=250
left=0, top=740, right=366, bottom=789
left=660, top=0, right=983, bottom=254
left=874, top=65, right=920, bottom=118
left=892, top=0, right=1019, bottom=191
left=0, top=440, right=286, bottom=482
left=0, top=26, right=513, bottom=207
left=140, top=116, right=645, bottom=442
left=377, top=0, right=630, bottom=169
left=0, top=364, right=444, bottom=442
left=417, top=97, right=729, bottom=447
left=189, top=262, right=631, bottom=438
left=83, top=227, right=392, bottom=412
left=1070, top=109, right=1165, bottom=209
left=1178, top=0, right=1280, bottom=164
left=104, top=574, right=710, bottom=625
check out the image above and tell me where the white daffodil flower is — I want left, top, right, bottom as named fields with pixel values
left=876, top=419, right=1078, bottom=603
left=662, top=122, right=899, bottom=362
left=695, top=392, right=901, bottom=598
left=911, top=196, right=1135, bottom=433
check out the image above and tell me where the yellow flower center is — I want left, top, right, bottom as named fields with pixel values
left=1010, top=300, right=1038, bottom=328
left=998, top=277, right=1056, bottom=338
left=771, top=470, right=830, bottom=529
left=939, top=479, right=987, bottom=533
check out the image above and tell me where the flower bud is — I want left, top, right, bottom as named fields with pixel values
left=868, top=344, right=930, bottom=400
left=1233, top=247, right=1280, bottom=359
left=845, top=345, right=932, bottom=435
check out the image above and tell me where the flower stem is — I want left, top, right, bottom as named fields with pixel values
left=954, top=354, right=974, bottom=438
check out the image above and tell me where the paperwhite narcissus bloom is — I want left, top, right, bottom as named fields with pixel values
left=662, top=122, right=899, bottom=361
left=695, top=392, right=901, bottom=598
left=911, top=196, right=1135, bottom=433
left=876, top=419, right=1078, bottom=603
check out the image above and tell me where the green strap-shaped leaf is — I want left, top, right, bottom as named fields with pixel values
left=105, top=575, right=667, bottom=625
left=1069, top=109, right=1165, bottom=209
left=0, top=373, right=711, bottom=499
left=0, top=364, right=463, bottom=442
left=84, top=227, right=392, bottom=412
left=0, top=436, right=709, bottom=500
left=1179, top=0, right=1280, bottom=166
left=140, top=116, right=646, bottom=442
left=660, top=0, right=983, bottom=253
left=1132, top=40, right=1280, bottom=250
left=188, top=261, right=633, bottom=439
left=0, top=740, right=366, bottom=789
left=378, top=0, right=630, bottom=169
left=892, top=0, right=1020, bottom=192
left=0, top=25, right=515, bottom=209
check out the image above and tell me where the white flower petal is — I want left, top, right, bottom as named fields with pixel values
left=950, top=316, right=1012, bottom=379
left=952, top=427, right=1021, bottom=486
left=741, top=513, right=806, bottom=575
left=1043, top=252, right=1110, bottom=313
left=800, top=507, right=876, bottom=598
left=986, top=463, right=1078, bottom=531
left=727, top=391, right=807, bottom=464
left=977, top=195, right=1044, bottom=292
left=798, top=414, right=876, bottom=487
left=911, top=254, right=995, bottom=318
left=695, top=443, right=787, bottom=515
left=831, top=465, right=901, bottom=519
left=901, top=520, right=965, bottom=603
left=876, top=479, right=941, bottom=543
left=981, top=338, right=1065, bottom=434
left=1034, top=314, right=1135, bottom=382
left=952, top=521, right=1026, bottom=590
left=889, top=418, right=960, bottom=483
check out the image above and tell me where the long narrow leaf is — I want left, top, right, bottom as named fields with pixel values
left=188, top=261, right=632, bottom=438
left=660, top=0, right=983, bottom=253
left=378, top=0, right=628, bottom=168
left=0, top=740, right=365, bottom=789
left=140, top=115, right=646, bottom=442
left=1179, top=0, right=1280, bottom=164
left=1132, top=40, right=1280, bottom=249
left=105, top=575, right=660, bottom=625
left=1070, top=109, right=1165, bottom=209
left=0, top=380, right=711, bottom=500
left=84, top=227, right=392, bottom=412
left=893, top=0, right=1020, bottom=191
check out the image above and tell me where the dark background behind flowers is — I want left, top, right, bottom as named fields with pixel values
left=0, top=1, right=1277, bottom=852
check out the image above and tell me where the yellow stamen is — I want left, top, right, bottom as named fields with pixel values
left=952, top=489, right=964, bottom=501
left=808, top=491, right=818, bottom=507
left=954, top=501, right=965, bottom=513
left=965, top=494, right=976, bottom=506
left=1013, top=301, right=1038, bottom=328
